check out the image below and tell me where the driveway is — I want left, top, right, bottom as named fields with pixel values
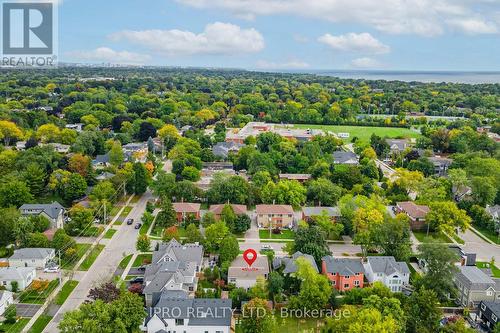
left=43, top=191, right=153, bottom=333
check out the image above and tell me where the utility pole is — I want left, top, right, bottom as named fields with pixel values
left=58, top=250, right=62, bottom=285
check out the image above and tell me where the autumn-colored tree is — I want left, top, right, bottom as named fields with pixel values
left=163, top=226, right=180, bottom=242
left=68, top=153, right=91, bottom=177
left=0, top=120, right=23, bottom=146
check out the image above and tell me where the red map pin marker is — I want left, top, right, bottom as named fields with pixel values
left=243, top=249, right=257, bottom=267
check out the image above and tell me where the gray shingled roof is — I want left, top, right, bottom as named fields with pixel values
left=302, top=207, right=340, bottom=218
left=10, top=248, right=55, bottom=260
left=482, top=301, right=500, bottom=318
left=212, top=142, right=245, bottom=158
left=19, top=202, right=64, bottom=220
left=93, top=153, right=110, bottom=164
left=0, top=267, right=34, bottom=280
left=322, top=257, right=364, bottom=276
left=366, top=256, right=410, bottom=275
left=273, top=251, right=318, bottom=274
left=333, top=151, right=359, bottom=164
left=146, top=292, right=232, bottom=327
left=455, top=266, right=497, bottom=290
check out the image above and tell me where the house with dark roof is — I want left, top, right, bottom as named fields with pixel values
left=208, top=204, right=247, bottom=220
left=395, top=201, right=430, bottom=230
left=428, top=156, right=453, bottom=176
left=479, top=301, right=500, bottom=332
left=143, top=239, right=203, bottom=306
left=255, top=204, right=294, bottom=229
left=273, top=251, right=318, bottom=274
left=212, top=141, right=245, bottom=159
left=92, top=153, right=111, bottom=169
left=333, top=151, right=359, bottom=165
left=9, top=248, right=56, bottom=269
left=363, top=256, right=410, bottom=292
left=321, top=257, right=364, bottom=292
left=386, top=139, right=411, bottom=155
left=454, top=266, right=500, bottom=308
left=172, top=203, right=201, bottom=222
left=19, top=201, right=65, bottom=229
left=144, top=291, right=233, bottom=333
left=302, top=206, right=341, bottom=222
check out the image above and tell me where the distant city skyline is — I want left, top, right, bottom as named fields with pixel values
left=58, top=0, right=500, bottom=71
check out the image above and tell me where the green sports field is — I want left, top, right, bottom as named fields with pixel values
left=293, top=124, right=421, bottom=143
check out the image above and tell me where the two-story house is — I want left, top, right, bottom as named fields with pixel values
left=363, top=256, right=410, bottom=292
left=19, top=202, right=65, bottom=229
left=322, top=257, right=365, bottom=292
left=454, top=266, right=500, bottom=308
left=479, top=301, right=500, bottom=332
left=143, top=239, right=203, bottom=306
left=255, top=204, right=294, bottom=229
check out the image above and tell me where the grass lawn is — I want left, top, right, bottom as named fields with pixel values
left=120, top=206, right=133, bottom=219
left=61, top=243, right=92, bottom=270
left=54, top=280, right=78, bottom=305
left=124, top=275, right=140, bottom=281
left=139, top=221, right=150, bottom=235
left=477, top=262, right=500, bottom=278
left=118, top=254, right=133, bottom=269
left=413, top=230, right=453, bottom=243
left=19, top=280, right=59, bottom=304
left=78, top=244, right=105, bottom=271
left=130, top=195, right=141, bottom=204
left=150, top=225, right=163, bottom=238
left=109, top=205, right=122, bottom=218
left=0, top=318, right=30, bottom=332
left=259, top=229, right=295, bottom=240
left=0, top=246, right=11, bottom=258
left=449, top=232, right=465, bottom=244
left=293, top=124, right=420, bottom=144
left=80, top=226, right=103, bottom=237
left=472, top=225, right=500, bottom=244
left=29, top=315, right=52, bottom=333
left=103, top=228, right=117, bottom=239
left=132, top=253, right=152, bottom=267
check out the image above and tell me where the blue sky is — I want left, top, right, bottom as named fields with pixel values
left=58, top=0, right=500, bottom=70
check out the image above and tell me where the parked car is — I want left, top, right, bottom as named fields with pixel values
left=127, top=218, right=134, bottom=225
left=130, top=277, right=144, bottom=284
left=134, top=223, right=142, bottom=229
left=44, top=266, right=59, bottom=273
left=138, top=265, right=146, bottom=272
left=261, top=244, right=273, bottom=250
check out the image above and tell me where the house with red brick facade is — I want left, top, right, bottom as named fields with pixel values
left=208, top=204, right=247, bottom=220
left=395, top=201, right=430, bottom=230
left=322, top=257, right=365, bottom=292
left=172, top=203, right=201, bottom=223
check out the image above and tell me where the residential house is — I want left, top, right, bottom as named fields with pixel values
left=302, top=206, right=341, bottom=222
left=486, top=205, right=500, bottom=225
left=0, top=290, right=14, bottom=316
left=144, top=291, right=233, bottom=333
left=122, top=142, right=148, bottom=163
left=395, top=201, right=430, bottom=230
left=363, top=256, right=410, bottom=292
left=65, top=123, right=84, bottom=132
left=322, top=257, right=364, bottom=292
left=279, top=174, right=311, bottom=183
left=333, top=151, right=359, bottom=165
left=19, top=201, right=66, bottom=229
left=47, top=143, right=70, bottom=154
left=273, top=251, right=318, bottom=274
left=208, top=204, right=247, bottom=220
left=0, top=267, right=36, bottom=291
left=172, top=203, right=201, bottom=223
left=428, top=156, right=453, bottom=176
left=143, top=239, right=203, bottom=306
left=479, top=301, right=500, bottom=332
left=92, top=153, right=111, bottom=169
left=454, top=266, right=500, bottom=308
left=228, top=255, right=270, bottom=290
left=9, top=248, right=56, bottom=269
left=255, top=204, right=294, bottom=229
left=212, top=141, right=245, bottom=159
left=386, top=139, right=411, bottom=155
left=96, top=172, right=115, bottom=181
left=225, top=122, right=272, bottom=144
left=15, top=141, right=26, bottom=150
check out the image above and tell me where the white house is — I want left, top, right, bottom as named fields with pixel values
left=19, top=202, right=65, bottom=229
left=363, top=256, right=410, bottom=292
left=228, top=255, right=269, bottom=290
left=9, top=248, right=56, bottom=269
left=0, top=291, right=14, bottom=316
left=0, top=267, right=36, bottom=291
left=145, top=291, right=233, bottom=333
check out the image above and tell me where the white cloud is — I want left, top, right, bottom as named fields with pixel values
left=175, top=0, right=499, bottom=37
left=109, top=22, right=265, bottom=56
left=256, top=59, right=310, bottom=69
left=350, top=57, right=383, bottom=69
left=66, top=47, right=151, bottom=64
left=318, top=32, right=390, bottom=54
left=447, top=18, right=498, bottom=34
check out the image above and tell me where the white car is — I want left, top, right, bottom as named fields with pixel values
left=44, top=266, right=59, bottom=273
left=261, top=245, right=273, bottom=250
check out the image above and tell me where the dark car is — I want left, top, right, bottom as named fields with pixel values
left=126, top=218, right=134, bottom=225
left=134, top=223, right=142, bottom=229
left=130, top=277, right=144, bottom=284
left=138, top=265, right=147, bottom=272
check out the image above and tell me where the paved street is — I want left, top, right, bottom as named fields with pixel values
left=459, top=229, right=500, bottom=262
left=43, top=191, right=153, bottom=333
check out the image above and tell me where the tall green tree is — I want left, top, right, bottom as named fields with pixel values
left=132, top=162, right=148, bottom=195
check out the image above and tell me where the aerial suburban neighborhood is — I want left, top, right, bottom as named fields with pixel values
left=0, top=50, right=499, bottom=333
